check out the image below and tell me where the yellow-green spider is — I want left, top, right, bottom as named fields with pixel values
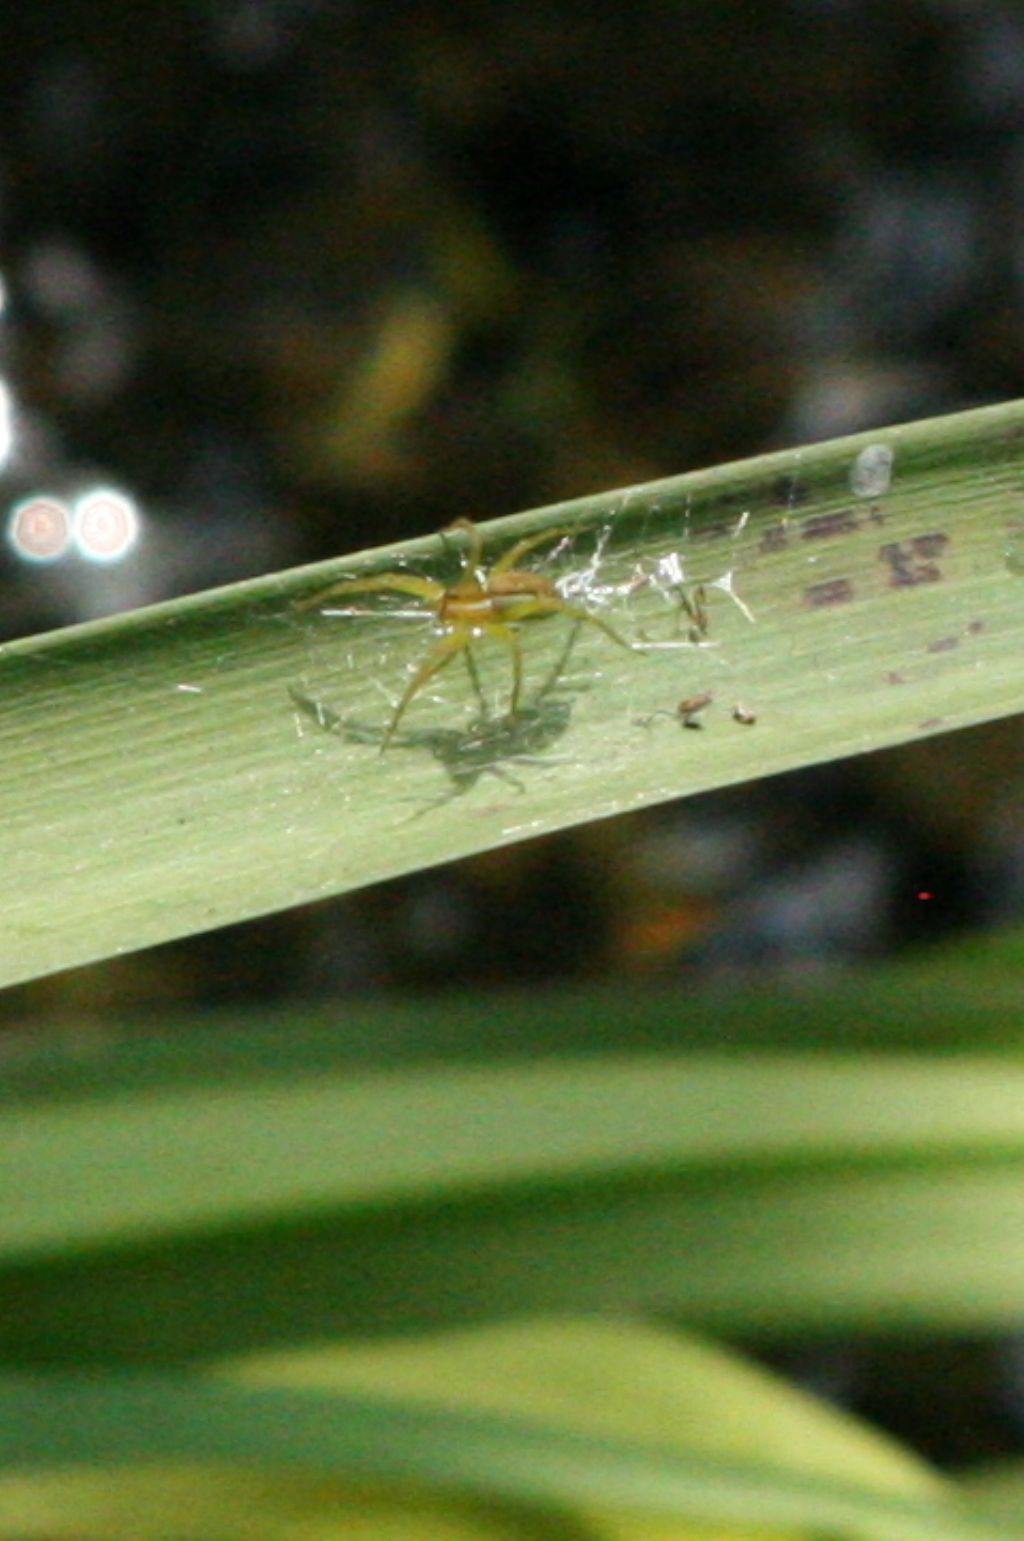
left=301, top=518, right=633, bottom=748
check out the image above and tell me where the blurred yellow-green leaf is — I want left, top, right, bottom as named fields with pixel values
left=0, top=1320, right=1009, bottom=1541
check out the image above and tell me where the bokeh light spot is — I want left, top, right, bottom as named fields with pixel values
left=7, top=495, right=72, bottom=562
left=72, top=487, right=140, bottom=563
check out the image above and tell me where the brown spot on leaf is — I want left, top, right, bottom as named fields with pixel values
left=801, top=509, right=859, bottom=540
left=805, top=577, right=854, bottom=607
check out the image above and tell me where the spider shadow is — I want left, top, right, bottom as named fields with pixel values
left=289, top=622, right=591, bottom=808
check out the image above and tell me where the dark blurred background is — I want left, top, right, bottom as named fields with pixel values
left=5, top=0, right=1024, bottom=1469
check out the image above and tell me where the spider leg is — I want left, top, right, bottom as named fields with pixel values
left=485, top=620, right=525, bottom=714
left=501, top=595, right=634, bottom=651
left=444, top=518, right=485, bottom=575
left=298, top=572, right=444, bottom=611
left=380, top=627, right=470, bottom=751
left=491, top=526, right=577, bottom=576
left=535, top=617, right=584, bottom=701
left=463, top=647, right=487, bottom=716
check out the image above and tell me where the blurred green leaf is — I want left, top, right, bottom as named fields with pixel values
left=9, top=1039, right=1024, bottom=1362
left=960, top=1462, right=1024, bottom=1534
left=0, top=1465, right=555, bottom=1541
left=6, top=923, right=1024, bottom=1109
left=0, top=1321, right=1010, bottom=1541
left=2, top=400, right=1024, bottom=987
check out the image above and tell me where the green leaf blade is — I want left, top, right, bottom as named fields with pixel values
left=4, top=399, right=1024, bottom=985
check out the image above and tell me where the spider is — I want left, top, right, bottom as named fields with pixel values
left=301, top=517, right=634, bottom=749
